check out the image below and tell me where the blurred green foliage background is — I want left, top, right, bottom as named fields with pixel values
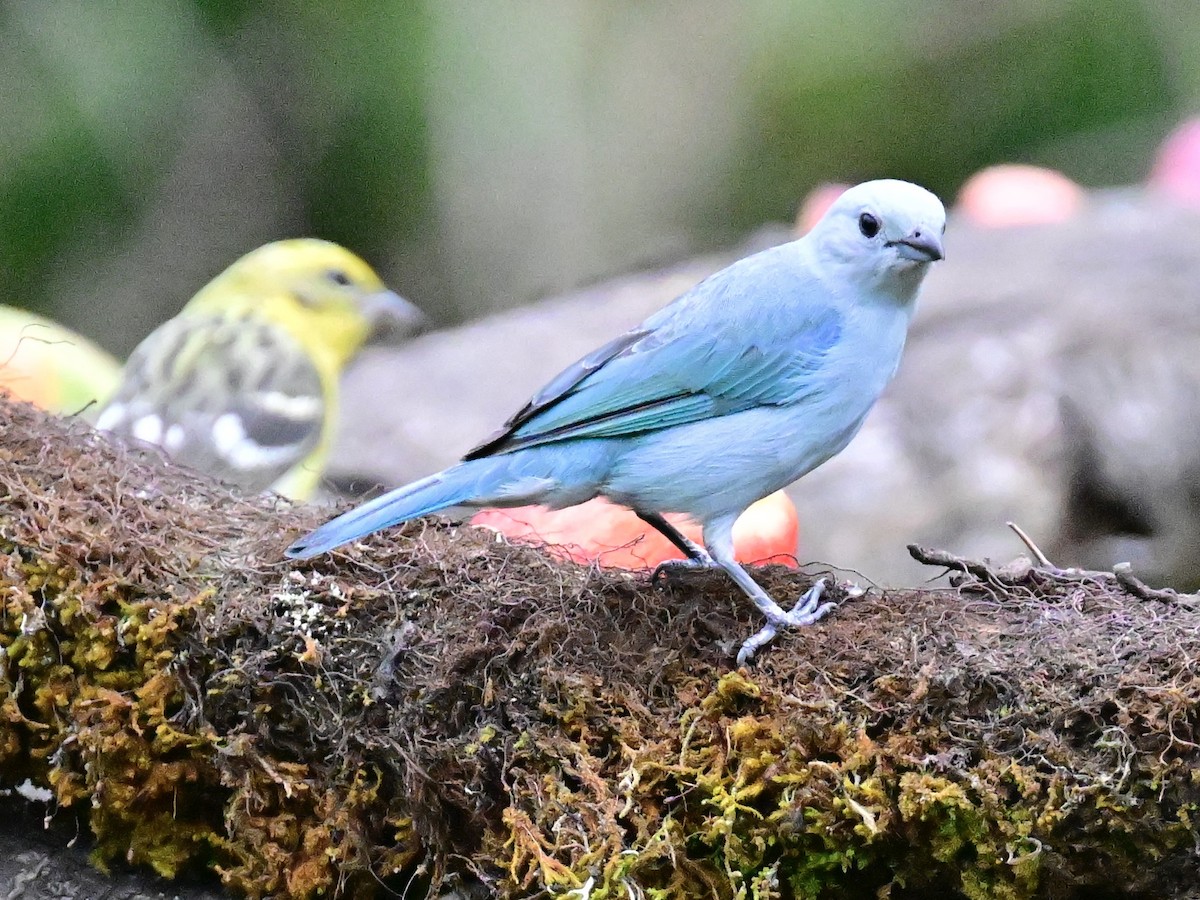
left=1, top=0, right=1195, bottom=355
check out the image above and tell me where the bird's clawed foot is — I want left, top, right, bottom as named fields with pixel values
left=736, top=578, right=836, bottom=666
left=651, top=551, right=719, bottom=585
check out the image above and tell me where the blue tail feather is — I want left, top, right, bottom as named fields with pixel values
left=286, top=466, right=477, bottom=558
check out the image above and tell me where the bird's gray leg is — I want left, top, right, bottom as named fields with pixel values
left=702, top=517, right=836, bottom=665
left=638, top=511, right=718, bottom=580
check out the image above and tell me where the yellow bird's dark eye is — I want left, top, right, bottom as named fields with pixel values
left=858, top=213, right=881, bottom=238
left=327, top=269, right=352, bottom=286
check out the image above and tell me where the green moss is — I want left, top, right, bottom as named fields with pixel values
left=2, top=398, right=1200, bottom=898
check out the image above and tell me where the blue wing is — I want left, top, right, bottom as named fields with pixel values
left=466, top=262, right=843, bottom=459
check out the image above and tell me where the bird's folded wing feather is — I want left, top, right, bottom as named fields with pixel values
left=465, top=297, right=843, bottom=459
left=96, top=315, right=325, bottom=492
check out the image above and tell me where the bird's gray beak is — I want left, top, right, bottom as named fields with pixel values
left=363, top=290, right=429, bottom=343
left=891, top=229, right=944, bottom=263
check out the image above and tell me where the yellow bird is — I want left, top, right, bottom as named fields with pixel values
left=96, top=239, right=424, bottom=500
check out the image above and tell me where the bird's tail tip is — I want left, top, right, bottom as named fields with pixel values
left=284, top=524, right=353, bottom=560
left=283, top=539, right=316, bottom=560
left=282, top=464, right=484, bottom=563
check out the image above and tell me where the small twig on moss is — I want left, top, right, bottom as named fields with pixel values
left=906, top=545, right=998, bottom=584
left=1005, top=521, right=1055, bottom=569
left=1111, top=563, right=1187, bottom=604
left=910, top=542, right=1196, bottom=606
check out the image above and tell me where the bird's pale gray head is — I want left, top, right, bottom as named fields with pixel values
left=810, top=179, right=946, bottom=298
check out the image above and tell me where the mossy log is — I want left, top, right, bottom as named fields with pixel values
left=1, top=396, right=1199, bottom=899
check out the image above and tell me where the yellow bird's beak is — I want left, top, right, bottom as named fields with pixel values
left=363, top=290, right=429, bottom=343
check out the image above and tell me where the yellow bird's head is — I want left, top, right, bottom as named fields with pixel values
left=184, top=239, right=425, bottom=372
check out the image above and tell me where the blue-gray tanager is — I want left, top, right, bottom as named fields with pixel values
left=287, top=179, right=946, bottom=663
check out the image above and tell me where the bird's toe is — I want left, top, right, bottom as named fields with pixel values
left=652, top=556, right=717, bottom=585
left=736, top=623, right=778, bottom=666
left=783, top=600, right=838, bottom=628
left=783, top=578, right=836, bottom=625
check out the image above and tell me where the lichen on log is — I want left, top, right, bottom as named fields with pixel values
left=1, top=395, right=1199, bottom=899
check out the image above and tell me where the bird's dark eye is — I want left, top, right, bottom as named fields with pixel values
left=327, top=269, right=352, bottom=286
left=858, top=213, right=881, bottom=238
